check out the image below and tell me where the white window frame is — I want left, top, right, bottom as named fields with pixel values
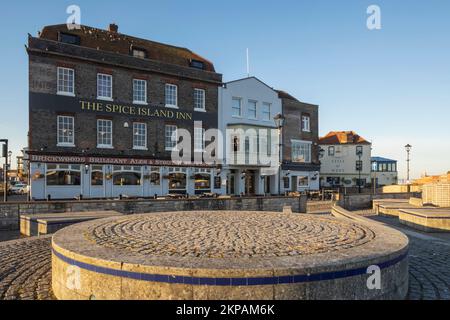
left=57, top=67, right=75, bottom=96
left=97, top=119, right=113, bottom=149
left=248, top=100, right=257, bottom=120
left=165, top=125, right=178, bottom=151
left=298, top=176, right=310, bottom=188
left=194, top=127, right=206, bottom=152
left=232, top=97, right=242, bottom=118
left=194, top=88, right=206, bottom=112
left=97, top=73, right=113, bottom=101
left=302, top=115, right=311, bottom=132
left=133, top=79, right=148, bottom=105
left=165, top=84, right=178, bottom=108
left=262, top=102, right=271, bottom=121
left=57, top=115, right=75, bottom=147
left=133, top=122, right=147, bottom=150
left=291, top=140, right=312, bottom=163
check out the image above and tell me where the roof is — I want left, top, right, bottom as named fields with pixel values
left=319, top=131, right=371, bottom=145
left=276, top=90, right=300, bottom=102
left=371, top=157, right=397, bottom=163
left=37, top=24, right=216, bottom=72
left=225, top=77, right=277, bottom=92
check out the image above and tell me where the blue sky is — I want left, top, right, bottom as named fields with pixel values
left=0, top=0, right=449, bottom=179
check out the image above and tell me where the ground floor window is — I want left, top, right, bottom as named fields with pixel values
left=327, top=177, right=340, bottom=186
left=91, top=165, right=104, bottom=186
left=113, top=166, right=142, bottom=186
left=46, top=164, right=81, bottom=186
left=299, top=176, right=309, bottom=188
left=150, top=167, right=161, bottom=185
left=168, top=168, right=187, bottom=194
left=194, top=169, right=211, bottom=194
left=283, top=177, right=290, bottom=189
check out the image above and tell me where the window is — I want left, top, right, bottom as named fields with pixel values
left=232, top=98, right=242, bottom=117
left=328, top=146, right=335, bottom=156
left=57, top=116, right=75, bottom=147
left=113, top=166, right=142, bottom=186
left=133, top=123, right=147, bottom=150
left=165, top=84, right=178, bottom=107
left=97, top=119, right=113, bottom=148
left=302, top=115, right=310, bottom=132
left=248, top=100, right=257, bottom=119
left=165, top=125, right=178, bottom=151
left=194, top=89, right=206, bottom=111
left=57, top=67, right=75, bottom=95
left=190, top=60, right=205, bottom=70
left=299, top=176, right=309, bottom=188
left=132, top=48, right=147, bottom=59
left=292, top=141, right=311, bottom=163
left=150, top=167, right=161, bottom=185
left=133, top=79, right=147, bottom=104
left=58, top=33, right=80, bottom=45
left=194, top=127, right=205, bottom=152
left=46, top=164, right=81, bottom=186
left=194, top=169, right=211, bottom=194
left=168, top=168, right=187, bottom=194
left=97, top=74, right=112, bottom=100
left=283, top=177, right=290, bottom=189
left=262, top=103, right=271, bottom=121
left=91, top=165, right=104, bottom=186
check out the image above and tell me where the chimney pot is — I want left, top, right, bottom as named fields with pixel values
left=109, top=23, right=118, bottom=33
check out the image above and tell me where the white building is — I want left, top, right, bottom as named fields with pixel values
left=319, top=131, right=372, bottom=188
left=218, top=77, right=282, bottom=195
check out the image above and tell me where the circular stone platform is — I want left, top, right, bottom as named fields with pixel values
left=52, top=211, right=409, bottom=300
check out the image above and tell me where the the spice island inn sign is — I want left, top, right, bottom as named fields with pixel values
left=29, top=92, right=214, bottom=123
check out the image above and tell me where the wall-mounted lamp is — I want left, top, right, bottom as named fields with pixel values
left=84, top=164, right=90, bottom=174
left=241, top=172, right=247, bottom=180
left=285, top=170, right=291, bottom=177
left=124, top=122, right=130, bottom=128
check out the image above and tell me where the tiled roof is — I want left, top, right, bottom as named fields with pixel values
left=319, top=131, right=371, bottom=145
left=276, top=90, right=300, bottom=102
left=38, top=24, right=216, bottom=72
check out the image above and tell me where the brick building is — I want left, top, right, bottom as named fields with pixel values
left=27, top=24, right=224, bottom=200
left=278, top=91, right=320, bottom=192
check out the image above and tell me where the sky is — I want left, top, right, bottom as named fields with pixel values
left=0, top=0, right=449, bottom=180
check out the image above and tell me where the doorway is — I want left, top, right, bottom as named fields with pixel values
left=245, top=170, right=256, bottom=195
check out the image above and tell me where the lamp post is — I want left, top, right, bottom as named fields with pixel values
left=405, top=144, right=412, bottom=192
left=1, top=139, right=8, bottom=202
left=356, top=147, right=363, bottom=194
left=274, top=113, right=286, bottom=196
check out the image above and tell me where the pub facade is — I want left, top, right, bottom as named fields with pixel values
left=27, top=24, right=224, bottom=200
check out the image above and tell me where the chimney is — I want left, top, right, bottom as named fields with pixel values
left=108, top=23, right=118, bottom=33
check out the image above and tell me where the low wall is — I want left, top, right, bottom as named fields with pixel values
left=338, top=193, right=419, bottom=211
left=0, top=195, right=307, bottom=231
left=382, top=185, right=421, bottom=193
left=422, top=184, right=450, bottom=207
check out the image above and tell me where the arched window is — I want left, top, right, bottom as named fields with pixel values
left=168, top=168, right=187, bottom=194
left=113, top=166, right=142, bottom=186
left=194, top=169, right=211, bottom=195
left=91, top=165, right=104, bottom=186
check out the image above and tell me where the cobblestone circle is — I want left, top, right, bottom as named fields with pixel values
left=85, top=212, right=376, bottom=258
left=0, top=236, right=54, bottom=300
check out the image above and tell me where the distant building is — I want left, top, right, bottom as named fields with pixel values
left=277, top=90, right=320, bottom=192
left=319, top=131, right=372, bottom=188
left=371, top=157, right=398, bottom=187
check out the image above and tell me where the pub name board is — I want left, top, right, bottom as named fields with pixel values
left=80, top=100, right=193, bottom=120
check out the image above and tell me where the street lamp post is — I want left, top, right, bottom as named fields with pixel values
left=405, top=144, right=412, bottom=192
left=274, top=113, right=286, bottom=196
left=1, top=139, right=9, bottom=202
left=356, top=147, right=363, bottom=194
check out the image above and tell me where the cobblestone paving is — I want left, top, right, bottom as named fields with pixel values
left=86, top=212, right=375, bottom=258
left=0, top=236, right=54, bottom=300
left=0, top=211, right=448, bottom=300
left=366, top=214, right=450, bottom=301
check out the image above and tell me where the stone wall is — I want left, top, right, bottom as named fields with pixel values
left=339, top=192, right=419, bottom=210
left=0, top=196, right=307, bottom=231
left=422, top=184, right=450, bottom=207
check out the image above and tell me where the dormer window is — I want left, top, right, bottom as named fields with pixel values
left=58, top=32, right=80, bottom=45
left=190, top=59, right=205, bottom=70
left=132, top=48, right=147, bottom=59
